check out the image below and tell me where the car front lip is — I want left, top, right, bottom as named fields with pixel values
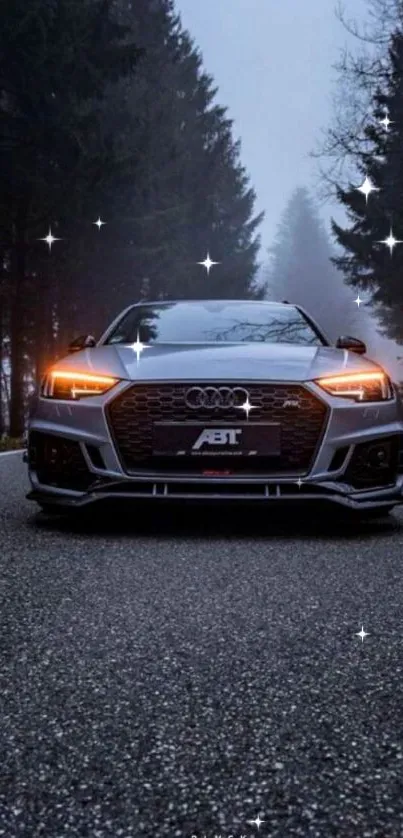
left=26, top=471, right=403, bottom=510
left=26, top=378, right=403, bottom=510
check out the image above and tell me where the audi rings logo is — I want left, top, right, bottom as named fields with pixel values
left=185, top=386, right=249, bottom=409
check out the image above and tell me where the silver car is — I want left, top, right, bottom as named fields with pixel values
left=26, top=299, right=403, bottom=517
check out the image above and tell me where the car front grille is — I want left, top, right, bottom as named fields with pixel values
left=106, top=382, right=329, bottom=475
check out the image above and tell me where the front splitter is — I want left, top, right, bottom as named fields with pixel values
left=27, top=475, right=403, bottom=510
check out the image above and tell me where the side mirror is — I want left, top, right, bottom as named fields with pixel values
left=67, top=334, right=96, bottom=353
left=336, top=335, right=367, bottom=355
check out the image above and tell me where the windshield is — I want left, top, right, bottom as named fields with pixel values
left=104, top=301, right=326, bottom=346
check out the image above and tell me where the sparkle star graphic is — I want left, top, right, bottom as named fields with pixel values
left=38, top=227, right=62, bottom=251
left=378, top=229, right=402, bottom=254
left=379, top=112, right=393, bottom=131
left=295, top=477, right=303, bottom=489
left=93, top=217, right=106, bottom=230
left=237, top=396, right=257, bottom=420
left=247, top=815, right=265, bottom=830
left=130, top=331, right=150, bottom=364
left=356, top=175, right=379, bottom=203
left=197, top=252, right=220, bottom=274
left=354, top=295, right=363, bottom=307
left=356, top=625, right=369, bottom=642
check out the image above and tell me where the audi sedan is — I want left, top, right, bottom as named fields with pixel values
left=26, top=299, right=403, bottom=517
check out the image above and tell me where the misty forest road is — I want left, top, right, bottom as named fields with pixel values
left=2, top=454, right=403, bottom=838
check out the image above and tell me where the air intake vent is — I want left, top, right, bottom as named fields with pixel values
left=86, top=445, right=106, bottom=470
left=28, top=431, right=95, bottom=491
left=329, top=447, right=350, bottom=472
left=338, top=436, right=399, bottom=489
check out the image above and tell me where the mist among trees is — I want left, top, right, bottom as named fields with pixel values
left=263, top=186, right=363, bottom=342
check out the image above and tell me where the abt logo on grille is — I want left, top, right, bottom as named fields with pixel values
left=192, top=428, right=242, bottom=450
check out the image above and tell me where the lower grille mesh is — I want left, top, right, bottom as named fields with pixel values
left=107, top=382, right=328, bottom=474
left=339, top=436, right=400, bottom=489
left=28, top=431, right=95, bottom=491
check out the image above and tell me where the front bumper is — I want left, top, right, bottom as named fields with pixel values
left=25, top=378, right=403, bottom=512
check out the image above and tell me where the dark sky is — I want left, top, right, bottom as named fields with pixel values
left=176, top=0, right=369, bottom=256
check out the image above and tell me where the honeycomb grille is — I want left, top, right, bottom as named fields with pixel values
left=106, top=382, right=329, bottom=474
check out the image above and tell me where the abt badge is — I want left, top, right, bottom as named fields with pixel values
left=192, top=428, right=242, bottom=450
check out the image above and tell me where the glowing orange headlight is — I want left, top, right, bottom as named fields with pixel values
left=315, top=370, right=393, bottom=401
left=41, top=370, right=119, bottom=399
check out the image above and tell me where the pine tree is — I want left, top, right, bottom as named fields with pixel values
left=0, top=0, right=141, bottom=434
left=331, top=28, right=403, bottom=345
left=0, top=0, right=265, bottom=434
left=110, top=0, right=264, bottom=301
left=265, top=187, right=361, bottom=341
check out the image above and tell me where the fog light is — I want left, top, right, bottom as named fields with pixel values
left=367, top=444, right=389, bottom=468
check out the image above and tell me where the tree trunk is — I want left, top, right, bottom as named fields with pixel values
left=9, top=211, right=27, bottom=438
left=35, top=271, right=57, bottom=384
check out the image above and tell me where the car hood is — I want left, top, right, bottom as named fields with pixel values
left=52, top=342, right=383, bottom=382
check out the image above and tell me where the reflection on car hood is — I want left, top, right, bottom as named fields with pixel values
left=51, top=342, right=383, bottom=382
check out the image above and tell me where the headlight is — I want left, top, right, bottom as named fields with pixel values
left=41, top=370, right=120, bottom=400
left=315, top=371, right=393, bottom=402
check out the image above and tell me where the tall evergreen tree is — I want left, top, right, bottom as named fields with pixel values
left=111, top=0, right=264, bottom=302
left=0, top=0, right=141, bottom=434
left=265, top=187, right=361, bottom=341
left=331, top=28, right=403, bottom=346
left=53, top=0, right=264, bottom=342
left=0, top=0, right=264, bottom=435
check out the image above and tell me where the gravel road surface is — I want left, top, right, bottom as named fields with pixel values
left=1, top=452, right=403, bottom=838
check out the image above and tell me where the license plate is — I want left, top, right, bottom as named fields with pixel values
left=152, top=422, right=281, bottom=457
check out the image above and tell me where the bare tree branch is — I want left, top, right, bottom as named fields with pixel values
left=311, top=0, right=403, bottom=200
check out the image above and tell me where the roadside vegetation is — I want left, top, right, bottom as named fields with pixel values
left=0, top=437, right=25, bottom=452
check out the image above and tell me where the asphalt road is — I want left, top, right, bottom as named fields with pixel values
left=2, top=453, right=403, bottom=838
